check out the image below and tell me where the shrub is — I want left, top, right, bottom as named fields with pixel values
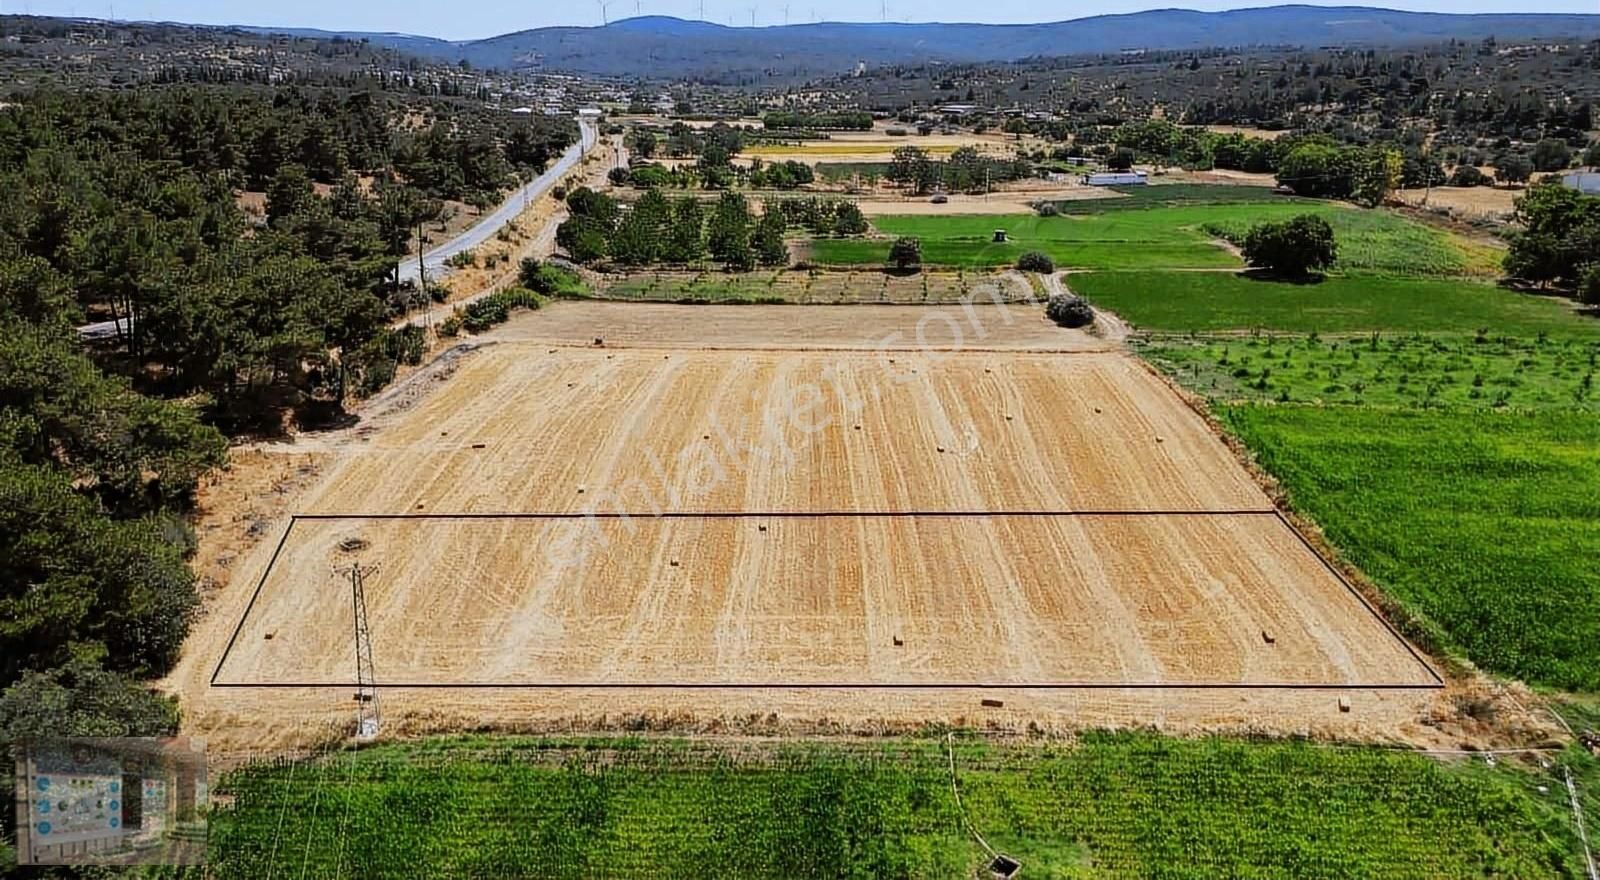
left=888, top=236, right=922, bottom=271
left=445, top=250, right=476, bottom=269
left=1241, top=214, right=1338, bottom=278
left=459, top=287, right=544, bottom=334
left=1016, top=251, right=1055, bottom=274
left=1046, top=293, right=1095, bottom=328
left=387, top=325, right=425, bottom=366
left=607, top=167, right=631, bottom=185
left=1580, top=263, right=1600, bottom=307
left=1449, top=165, right=1491, bottom=188
left=1036, top=202, right=1060, bottom=217
left=832, top=202, right=868, bottom=236
left=426, top=283, right=450, bottom=303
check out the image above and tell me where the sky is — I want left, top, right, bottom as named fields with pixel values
left=11, top=0, right=1599, bottom=41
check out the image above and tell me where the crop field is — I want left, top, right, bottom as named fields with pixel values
left=808, top=211, right=1244, bottom=270
left=814, top=160, right=891, bottom=182
left=1140, top=334, right=1600, bottom=409
left=807, top=201, right=1495, bottom=274
left=1071, top=273, right=1598, bottom=336
left=206, top=734, right=1583, bottom=878
left=1221, top=405, right=1600, bottom=691
left=171, top=301, right=1443, bottom=749
left=596, top=269, right=1035, bottom=304
left=214, top=511, right=1428, bottom=687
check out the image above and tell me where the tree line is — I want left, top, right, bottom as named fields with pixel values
left=886, top=145, right=1034, bottom=195
left=557, top=187, right=866, bottom=269
left=0, top=82, right=574, bottom=781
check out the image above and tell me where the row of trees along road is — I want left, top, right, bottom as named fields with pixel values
left=0, top=84, right=574, bottom=805
left=559, top=188, right=866, bottom=269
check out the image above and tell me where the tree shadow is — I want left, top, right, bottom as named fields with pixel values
left=1237, top=268, right=1328, bottom=286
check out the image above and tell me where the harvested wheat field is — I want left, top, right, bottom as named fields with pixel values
left=170, top=303, right=1447, bottom=752
left=495, top=300, right=1110, bottom=350
left=216, top=513, right=1432, bottom=688
left=300, top=347, right=1266, bottom=514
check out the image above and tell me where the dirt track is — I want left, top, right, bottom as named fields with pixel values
left=495, top=301, right=1109, bottom=351
left=167, top=302, right=1452, bottom=752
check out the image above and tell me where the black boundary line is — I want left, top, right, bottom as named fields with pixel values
left=520, top=345, right=1120, bottom=355
left=1271, top=509, right=1445, bottom=687
left=292, top=509, right=1283, bottom=521
left=211, top=682, right=1441, bottom=690
left=210, top=510, right=1443, bottom=691
left=209, top=518, right=296, bottom=686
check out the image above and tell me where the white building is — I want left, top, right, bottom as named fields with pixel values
left=1084, top=171, right=1149, bottom=187
left=1563, top=171, right=1600, bottom=196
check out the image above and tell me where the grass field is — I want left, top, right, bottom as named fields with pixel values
left=815, top=161, right=892, bottom=182
left=1140, top=335, right=1600, bottom=409
left=1071, top=273, right=1597, bottom=336
left=207, top=734, right=1582, bottom=878
left=809, top=211, right=1242, bottom=270
left=1048, top=184, right=1307, bottom=212
left=807, top=200, right=1497, bottom=275
left=1221, top=405, right=1600, bottom=691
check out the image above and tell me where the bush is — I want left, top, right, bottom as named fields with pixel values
left=1580, top=263, right=1600, bottom=307
left=832, top=202, right=868, bottom=236
left=1046, top=293, right=1095, bottom=328
left=888, top=236, right=922, bottom=270
left=607, top=167, right=631, bottom=186
left=459, top=287, right=544, bottom=334
left=445, top=250, right=476, bottom=269
left=1016, top=251, right=1055, bottom=274
left=387, top=325, right=425, bottom=366
left=1449, top=165, right=1491, bottom=188
left=426, top=283, right=450, bottom=303
left=1036, top=202, right=1060, bottom=217
left=1241, top=214, right=1338, bottom=278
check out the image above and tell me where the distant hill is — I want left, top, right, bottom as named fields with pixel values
left=247, top=6, right=1600, bottom=81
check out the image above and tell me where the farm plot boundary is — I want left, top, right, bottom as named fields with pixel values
left=210, top=511, right=1442, bottom=690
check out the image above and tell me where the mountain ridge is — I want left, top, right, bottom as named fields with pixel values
left=224, top=6, right=1600, bottom=81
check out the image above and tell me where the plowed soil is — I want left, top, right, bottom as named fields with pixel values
left=168, top=303, right=1445, bottom=752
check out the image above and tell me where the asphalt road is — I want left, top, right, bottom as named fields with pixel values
left=397, top=116, right=597, bottom=286
left=78, top=114, right=598, bottom=341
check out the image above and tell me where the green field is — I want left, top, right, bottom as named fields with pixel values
left=206, top=734, right=1583, bottom=878
left=1050, top=184, right=1310, bottom=213
left=814, top=161, right=892, bottom=182
left=1071, top=273, right=1597, bottom=336
left=1221, top=405, right=1600, bottom=691
left=1140, top=334, right=1600, bottom=409
left=808, top=201, right=1497, bottom=275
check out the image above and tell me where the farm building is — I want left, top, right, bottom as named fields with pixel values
left=1562, top=171, right=1600, bottom=195
left=1084, top=171, right=1149, bottom=186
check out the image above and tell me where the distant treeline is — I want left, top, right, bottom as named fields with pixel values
left=761, top=111, right=874, bottom=131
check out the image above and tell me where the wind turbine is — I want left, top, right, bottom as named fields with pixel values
left=749, top=6, right=757, bottom=26
left=783, top=3, right=789, bottom=25
left=880, top=0, right=887, bottom=22
left=597, top=0, right=610, bottom=24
